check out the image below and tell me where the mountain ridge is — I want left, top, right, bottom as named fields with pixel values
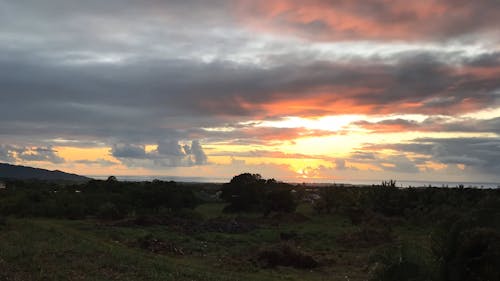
left=0, top=162, right=90, bottom=182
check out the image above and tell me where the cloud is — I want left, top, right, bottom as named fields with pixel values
left=353, top=116, right=500, bottom=134
left=380, top=155, right=420, bottom=173
left=209, top=149, right=336, bottom=162
left=361, top=137, right=500, bottom=176
left=111, top=144, right=147, bottom=159
left=201, top=126, right=338, bottom=145
left=74, top=158, right=117, bottom=167
left=335, top=159, right=346, bottom=170
left=354, top=119, right=421, bottom=133
left=111, top=140, right=208, bottom=168
left=236, top=0, right=500, bottom=42
left=0, top=0, right=498, bottom=181
left=1, top=52, right=497, bottom=148
left=190, top=140, right=208, bottom=165
left=0, top=145, right=64, bottom=164
left=0, top=145, right=16, bottom=162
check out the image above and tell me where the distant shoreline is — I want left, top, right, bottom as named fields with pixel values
left=87, top=175, right=499, bottom=189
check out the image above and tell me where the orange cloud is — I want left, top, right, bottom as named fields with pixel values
left=235, top=0, right=498, bottom=41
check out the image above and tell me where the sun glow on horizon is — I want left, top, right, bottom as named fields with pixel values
left=254, top=115, right=363, bottom=131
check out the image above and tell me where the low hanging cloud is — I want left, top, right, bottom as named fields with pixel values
left=111, top=140, right=208, bottom=168
left=0, top=145, right=16, bottom=162
left=0, top=145, right=64, bottom=164
left=111, top=144, right=148, bottom=159
left=361, top=137, right=500, bottom=176
left=74, top=158, right=118, bottom=167
left=200, top=126, right=338, bottom=145
left=353, top=116, right=500, bottom=134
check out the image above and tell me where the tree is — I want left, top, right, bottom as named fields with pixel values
left=106, top=176, right=117, bottom=182
left=264, top=189, right=297, bottom=215
left=221, top=173, right=266, bottom=212
left=221, top=173, right=297, bottom=214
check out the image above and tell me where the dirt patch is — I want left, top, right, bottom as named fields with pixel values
left=253, top=243, right=319, bottom=269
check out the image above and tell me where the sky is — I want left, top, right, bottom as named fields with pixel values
left=0, top=0, right=499, bottom=183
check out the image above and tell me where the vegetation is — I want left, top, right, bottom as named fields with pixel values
left=220, top=173, right=297, bottom=214
left=0, top=174, right=498, bottom=280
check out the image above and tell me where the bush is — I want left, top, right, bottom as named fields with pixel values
left=264, top=189, right=297, bottom=215
left=254, top=243, right=319, bottom=269
left=221, top=173, right=296, bottom=213
left=221, top=173, right=266, bottom=212
left=369, top=243, right=435, bottom=281
left=439, top=227, right=500, bottom=281
left=97, top=202, right=123, bottom=220
left=337, top=225, right=393, bottom=248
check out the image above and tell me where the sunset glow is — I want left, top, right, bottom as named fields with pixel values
left=0, top=0, right=499, bottom=183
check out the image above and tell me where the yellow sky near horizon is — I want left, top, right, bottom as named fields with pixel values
left=34, top=111, right=498, bottom=181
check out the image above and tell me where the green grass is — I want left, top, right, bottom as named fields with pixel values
left=0, top=203, right=430, bottom=281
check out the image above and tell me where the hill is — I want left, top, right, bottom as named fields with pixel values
left=0, top=163, right=90, bottom=182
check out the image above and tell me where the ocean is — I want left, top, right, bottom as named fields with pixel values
left=89, top=175, right=500, bottom=189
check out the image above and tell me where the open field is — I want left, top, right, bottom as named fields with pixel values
left=0, top=203, right=432, bottom=281
left=0, top=178, right=499, bottom=281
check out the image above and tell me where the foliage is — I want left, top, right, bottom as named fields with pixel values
left=0, top=179, right=201, bottom=219
left=97, top=202, right=123, bottom=220
left=254, top=243, right=319, bottom=269
left=263, top=189, right=298, bottom=215
left=369, top=189, right=500, bottom=281
left=221, top=173, right=297, bottom=213
left=0, top=175, right=499, bottom=281
left=369, top=242, right=435, bottom=281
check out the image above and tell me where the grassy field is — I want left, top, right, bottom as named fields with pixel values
left=0, top=203, right=432, bottom=281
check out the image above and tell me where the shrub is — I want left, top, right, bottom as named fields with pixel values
left=254, top=243, right=319, bottom=269
left=437, top=227, right=500, bottom=281
left=0, top=216, right=6, bottom=228
left=264, top=189, right=297, bottom=215
left=369, top=243, right=435, bottom=281
left=97, top=202, right=123, bottom=220
left=221, top=173, right=296, bottom=213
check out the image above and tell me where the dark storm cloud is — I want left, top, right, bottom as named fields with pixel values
left=1, top=1, right=498, bottom=149
left=0, top=49, right=498, bottom=148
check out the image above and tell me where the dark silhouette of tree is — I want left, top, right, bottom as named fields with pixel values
left=106, top=175, right=117, bottom=182
left=221, top=173, right=296, bottom=213
left=221, top=173, right=266, bottom=212
left=264, top=189, right=297, bottom=215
